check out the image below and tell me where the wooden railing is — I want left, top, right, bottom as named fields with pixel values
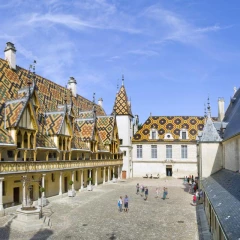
left=0, top=159, right=123, bottom=174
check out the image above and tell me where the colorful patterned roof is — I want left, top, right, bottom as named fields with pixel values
left=96, top=116, right=114, bottom=145
left=0, top=128, right=15, bottom=146
left=75, top=120, right=95, bottom=141
left=78, top=111, right=94, bottom=119
left=0, top=58, right=105, bottom=130
left=45, top=112, right=65, bottom=135
left=36, top=132, right=57, bottom=149
left=5, top=99, right=28, bottom=128
left=112, top=85, right=132, bottom=116
left=133, top=116, right=205, bottom=142
left=71, top=136, right=90, bottom=151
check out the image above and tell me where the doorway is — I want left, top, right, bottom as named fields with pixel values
left=122, top=171, right=126, bottom=179
left=64, top=177, right=68, bottom=193
left=166, top=165, right=172, bottom=176
left=13, top=187, right=20, bottom=204
left=29, top=185, right=34, bottom=200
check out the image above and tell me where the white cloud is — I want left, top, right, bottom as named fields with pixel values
left=128, top=49, right=159, bottom=57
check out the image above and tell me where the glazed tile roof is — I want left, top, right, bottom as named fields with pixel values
left=45, top=112, right=65, bottom=135
left=0, top=128, right=15, bottom=146
left=133, top=116, right=205, bottom=142
left=5, top=99, right=28, bottom=128
left=112, top=85, right=132, bottom=116
left=96, top=116, right=115, bottom=145
left=77, top=111, right=94, bottom=119
left=0, top=58, right=105, bottom=130
left=71, top=136, right=90, bottom=151
left=36, top=132, right=57, bottom=149
left=75, top=120, right=95, bottom=141
left=202, top=169, right=240, bottom=239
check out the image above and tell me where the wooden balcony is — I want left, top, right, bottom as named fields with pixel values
left=0, top=159, right=123, bottom=174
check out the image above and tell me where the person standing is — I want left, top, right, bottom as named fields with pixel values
left=141, top=184, right=144, bottom=197
left=163, top=187, right=168, bottom=200
left=145, top=187, right=148, bottom=200
left=124, top=195, right=129, bottom=212
left=136, top=183, right=140, bottom=195
left=155, top=187, right=159, bottom=198
left=118, top=196, right=123, bottom=212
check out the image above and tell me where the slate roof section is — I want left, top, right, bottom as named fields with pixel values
left=199, top=115, right=222, bottom=142
left=133, top=116, right=205, bottom=142
left=202, top=169, right=240, bottom=239
left=71, top=136, right=90, bottom=151
left=222, top=87, right=240, bottom=140
left=96, top=116, right=115, bottom=145
left=36, top=132, right=57, bottom=149
left=112, top=85, right=132, bottom=116
left=0, top=128, right=15, bottom=146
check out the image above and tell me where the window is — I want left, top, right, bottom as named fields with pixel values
left=2, top=181, right=6, bottom=196
left=152, top=131, right=156, bottom=139
left=166, top=145, right=172, bottom=159
left=7, top=151, right=14, bottom=158
left=181, top=145, right=188, bottom=158
left=137, top=145, right=142, bottom=158
left=182, top=132, right=186, bottom=139
left=51, top=173, right=55, bottom=182
left=119, top=139, right=123, bottom=145
left=123, top=151, right=126, bottom=156
left=151, top=145, right=157, bottom=158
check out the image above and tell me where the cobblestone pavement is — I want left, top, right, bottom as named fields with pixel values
left=0, top=178, right=199, bottom=240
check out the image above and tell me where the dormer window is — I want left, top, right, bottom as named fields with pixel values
left=164, top=133, right=174, bottom=140
left=149, top=129, right=158, bottom=140
left=180, top=129, right=188, bottom=140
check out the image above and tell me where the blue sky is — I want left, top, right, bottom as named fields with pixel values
left=0, top=0, right=240, bottom=123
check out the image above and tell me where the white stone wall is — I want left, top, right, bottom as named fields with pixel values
left=200, top=143, right=223, bottom=178
left=223, top=136, right=240, bottom=172
left=132, top=143, right=198, bottom=178
left=116, top=115, right=133, bottom=178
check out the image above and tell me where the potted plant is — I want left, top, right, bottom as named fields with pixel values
left=87, top=177, right=93, bottom=191
left=68, top=180, right=76, bottom=197
left=38, top=187, right=47, bottom=206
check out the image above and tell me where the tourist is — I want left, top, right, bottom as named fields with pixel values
left=187, top=176, right=190, bottom=183
left=124, top=195, right=129, bottom=212
left=192, top=194, right=197, bottom=206
left=150, top=174, right=153, bottom=179
left=140, top=184, right=144, bottom=196
left=118, top=196, right=123, bottom=212
left=145, top=187, right=148, bottom=200
left=136, top=183, right=140, bottom=195
left=163, top=187, right=168, bottom=200
left=155, top=187, right=159, bottom=198
left=196, top=190, right=199, bottom=203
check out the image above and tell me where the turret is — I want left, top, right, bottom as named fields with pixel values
left=4, top=42, right=16, bottom=70
left=67, top=77, right=77, bottom=97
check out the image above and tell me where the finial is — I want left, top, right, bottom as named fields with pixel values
left=234, top=86, right=237, bottom=95
left=204, top=103, right=207, bottom=118
left=122, top=74, right=124, bottom=86
left=117, top=83, right=119, bottom=93
left=93, top=92, right=95, bottom=103
left=207, top=96, right=211, bottom=117
left=150, top=112, right=152, bottom=117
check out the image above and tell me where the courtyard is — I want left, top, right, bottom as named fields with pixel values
left=0, top=178, right=199, bottom=240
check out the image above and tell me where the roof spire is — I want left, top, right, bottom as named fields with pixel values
left=93, top=92, right=95, bottom=104
left=204, top=103, right=207, bottom=118
left=117, top=82, right=119, bottom=93
left=207, top=96, right=211, bottom=117
left=122, top=74, right=124, bottom=86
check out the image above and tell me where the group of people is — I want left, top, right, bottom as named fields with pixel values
left=118, top=195, right=129, bottom=212
left=136, top=184, right=168, bottom=200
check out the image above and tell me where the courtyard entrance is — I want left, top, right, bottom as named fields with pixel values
left=166, top=165, right=172, bottom=176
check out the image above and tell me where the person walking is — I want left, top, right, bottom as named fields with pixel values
left=163, top=187, right=168, bottom=200
left=144, top=187, right=149, bottom=200
left=136, top=183, right=140, bottom=195
left=124, top=195, right=129, bottom=212
left=140, top=184, right=144, bottom=197
left=118, top=196, right=123, bottom=212
left=192, top=194, right=197, bottom=206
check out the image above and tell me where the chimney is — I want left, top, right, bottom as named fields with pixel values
left=4, top=42, right=16, bottom=70
left=218, top=98, right=225, bottom=121
left=67, top=77, right=77, bottom=97
left=98, top=98, right=103, bottom=107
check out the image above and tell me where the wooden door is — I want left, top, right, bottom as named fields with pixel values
left=122, top=171, right=126, bottom=179
left=13, top=187, right=20, bottom=204
left=64, top=177, right=68, bottom=192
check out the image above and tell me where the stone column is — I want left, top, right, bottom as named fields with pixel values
left=118, top=165, right=121, bottom=180
left=22, top=176, right=26, bottom=207
left=27, top=132, right=31, bottom=149
left=71, top=171, right=75, bottom=191
left=95, top=168, right=98, bottom=186
left=0, top=178, right=4, bottom=211
left=113, top=166, right=115, bottom=179
left=33, top=150, right=37, bottom=161
left=89, top=169, right=92, bottom=185
left=45, top=151, right=49, bottom=161
left=23, top=150, right=27, bottom=161
left=108, top=167, right=110, bottom=182
left=42, top=174, right=46, bottom=198
left=80, top=170, right=84, bottom=190
left=103, top=167, right=106, bottom=184
left=59, top=172, right=62, bottom=195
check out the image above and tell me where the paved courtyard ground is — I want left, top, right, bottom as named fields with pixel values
left=0, top=178, right=199, bottom=240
